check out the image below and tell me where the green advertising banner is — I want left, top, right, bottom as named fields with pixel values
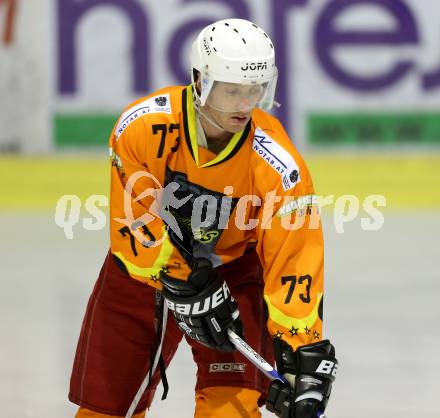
left=309, top=113, right=440, bottom=145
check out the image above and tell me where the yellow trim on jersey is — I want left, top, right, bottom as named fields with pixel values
left=113, top=232, right=174, bottom=278
left=185, top=85, right=245, bottom=168
left=264, top=292, right=323, bottom=332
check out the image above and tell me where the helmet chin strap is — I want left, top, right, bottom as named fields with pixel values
left=192, top=89, right=227, bottom=132
left=196, top=106, right=226, bottom=132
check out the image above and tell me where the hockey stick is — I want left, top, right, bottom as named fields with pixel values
left=227, top=329, right=326, bottom=418
left=227, top=328, right=288, bottom=384
left=125, top=319, right=325, bottom=417
left=125, top=302, right=168, bottom=418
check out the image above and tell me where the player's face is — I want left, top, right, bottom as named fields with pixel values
left=207, top=81, right=266, bottom=113
left=202, top=81, right=266, bottom=133
left=203, top=105, right=251, bottom=133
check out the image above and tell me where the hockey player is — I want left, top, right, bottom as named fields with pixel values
left=69, top=18, right=338, bottom=418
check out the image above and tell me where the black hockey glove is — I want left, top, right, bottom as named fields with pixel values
left=266, top=339, right=338, bottom=418
left=160, top=259, right=243, bottom=352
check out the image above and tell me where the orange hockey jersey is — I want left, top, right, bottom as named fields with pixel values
left=109, top=85, right=323, bottom=349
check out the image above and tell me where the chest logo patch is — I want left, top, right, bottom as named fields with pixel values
left=252, top=128, right=301, bottom=191
left=115, top=93, right=172, bottom=139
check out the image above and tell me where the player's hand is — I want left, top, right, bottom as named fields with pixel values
left=266, top=339, right=338, bottom=418
left=160, top=259, right=243, bottom=352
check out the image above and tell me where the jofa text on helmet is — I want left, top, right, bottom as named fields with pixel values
left=241, top=62, right=268, bottom=71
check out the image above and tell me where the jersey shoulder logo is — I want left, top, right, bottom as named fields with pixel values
left=252, top=127, right=301, bottom=191
left=115, top=93, right=172, bottom=139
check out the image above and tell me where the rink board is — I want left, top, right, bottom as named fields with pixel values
left=1, top=155, right=439, bottom=210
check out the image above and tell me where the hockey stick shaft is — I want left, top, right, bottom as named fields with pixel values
left=227, top=329, right=326, bottom=418
left=226, top=329, right=288, bottom=384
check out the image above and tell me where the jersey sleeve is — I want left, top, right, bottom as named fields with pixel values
left=109, top=112, right=190, bottom=288
left=255, top=140, right=323, bottom=350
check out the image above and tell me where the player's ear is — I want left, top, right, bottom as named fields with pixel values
left=193, top=69, right=201, bottom=95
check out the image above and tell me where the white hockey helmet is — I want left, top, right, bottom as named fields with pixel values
left=191, top=19, right=278, bottom=112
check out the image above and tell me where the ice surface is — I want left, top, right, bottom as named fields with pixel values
left=0, top=213, right=439, bottom=417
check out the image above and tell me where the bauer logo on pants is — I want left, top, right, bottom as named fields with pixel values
left=209, top=363, right=246, bottom=373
